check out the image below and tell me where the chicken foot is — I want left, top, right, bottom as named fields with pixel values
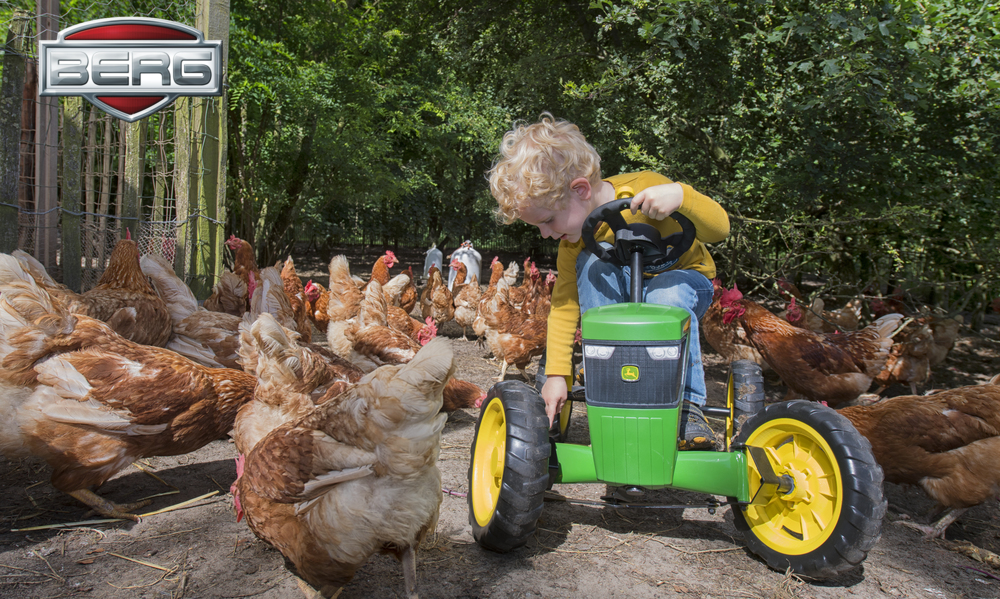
left=896, top=506, right=969, bottom=539
left=69, top=489, right=151, bottom=522
left=402, top=544, right=419, bottom=599
left=295, top=577, right=342, bottom=599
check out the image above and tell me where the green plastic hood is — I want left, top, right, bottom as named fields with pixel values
left=581, top=303, right=690, bottom=342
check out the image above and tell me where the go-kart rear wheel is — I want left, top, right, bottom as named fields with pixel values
left=732, top=400, right=885, bottom=579
left=468, top=381, right=550, bottom=553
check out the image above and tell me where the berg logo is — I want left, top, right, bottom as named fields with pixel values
left=39, top=17, right=222, bottom=122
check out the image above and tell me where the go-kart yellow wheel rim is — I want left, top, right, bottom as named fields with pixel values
left=471, top=396, right=507, bottom=527
left=743, top=418, right=843, bottom=555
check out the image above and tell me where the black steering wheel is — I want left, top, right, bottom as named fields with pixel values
left=581, top=199, right=697, bottom=269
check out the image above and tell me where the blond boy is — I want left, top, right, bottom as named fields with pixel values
left=489, top=113, right=730, bottom=449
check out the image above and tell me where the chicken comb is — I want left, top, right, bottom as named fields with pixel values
left=785, top=297, right=802, bottom=322
left=491, top=256, right=499, bottom=266
left=125, top=228, right=132, bottom=241
left=719, top=284, right=743, bottom=307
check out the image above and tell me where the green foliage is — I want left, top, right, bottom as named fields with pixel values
left=219, top=0, right=998, bottom=318
left=572, top=0, right=999, bottom=316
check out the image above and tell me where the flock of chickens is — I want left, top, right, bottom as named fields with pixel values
left=704, top=278, right=999, bottom=540
left=0, top=236, right=490, bottom=598
left=0, top=233, right=997, bottom=595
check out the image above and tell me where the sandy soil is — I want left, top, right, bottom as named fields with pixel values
left=2, top=250, right=1000, bottom=599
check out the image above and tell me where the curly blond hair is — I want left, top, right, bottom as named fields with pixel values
left=488, top=113, right=602, bottom=224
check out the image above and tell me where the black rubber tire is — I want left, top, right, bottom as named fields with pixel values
left=730, top=360, right=765, bottom=430
left=468, top=381, right=551, bottom=553
left=731, top=400, right=885, bottom=579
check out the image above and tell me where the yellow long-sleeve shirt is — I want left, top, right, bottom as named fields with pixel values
left=546, top=171, right=730, bottom=379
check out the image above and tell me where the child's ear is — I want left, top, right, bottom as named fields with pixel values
left=570, top=177, right=592, bottom=202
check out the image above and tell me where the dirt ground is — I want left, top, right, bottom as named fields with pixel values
left=2, top=250, right=1000, bottom=599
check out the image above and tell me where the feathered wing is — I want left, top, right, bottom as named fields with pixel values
left=327, top=255, right=364, bottom=323
left=250, top=266, right=298, bottom=331
left=233, top=338, right=454, bottom=596
left=140, top=254, right=244, bottom=369
left=738, top=299, right=902, bottom=405
left=140, top=254, right=199, bottom=324
left=204, top=270, right=248, bottom=316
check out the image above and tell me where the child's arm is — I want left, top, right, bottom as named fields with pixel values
left=629, top=182, right=729, bottom=243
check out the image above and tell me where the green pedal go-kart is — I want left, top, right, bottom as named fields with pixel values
left=467, top=199, right=886, bottom=579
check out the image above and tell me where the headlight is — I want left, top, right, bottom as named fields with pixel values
left=584, top=345, right=615, bottom=359
left=646, top=346, right=680, bottom=360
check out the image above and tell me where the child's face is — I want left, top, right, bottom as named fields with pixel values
left=520, top=198, right=590, bottom=244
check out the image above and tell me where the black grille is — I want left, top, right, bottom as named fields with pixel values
left=584, top=340, right=687, bottom=409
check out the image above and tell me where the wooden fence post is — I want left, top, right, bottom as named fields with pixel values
left=185, top=0, right=230, bottom=298
left=121, top=120, right=146, bottom=239
left=0, top=11, right=30, bottom=253
left=35, top=0, right=59, bottom=270
left=174, top=96, right=195, bottom=281
left=61, top=97, right=83, bottom=291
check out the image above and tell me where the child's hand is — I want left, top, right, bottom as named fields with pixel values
left=541, top=376, right=568, bottom=428
left=629, top=183, right=683, bottom=220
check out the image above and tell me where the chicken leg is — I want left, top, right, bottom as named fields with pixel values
left=402, top=545, right=419, bottom=599
left=896, top=507, right=970, bottom=539
left=69, top=489, right=151, bottom=522
left=496, top=360, right=509, bottom=382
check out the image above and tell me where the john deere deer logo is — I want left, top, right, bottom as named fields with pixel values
left=621, top=365, right=640, bottom=382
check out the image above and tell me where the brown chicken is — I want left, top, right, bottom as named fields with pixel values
left=483, top=277, right=546, bottom=380
left=141, top=254, right=243, bottom=369
left=231, top=337, right=454, bottom=598
left=701, top=279, right=770, bottom=370
left=420, top=268, right=454, bottom=325
left=781, top=296, right=862, bottom=334
left=508, top=259, right=538, bottom=309
left=233, top=313, right=364, bottom=455
left=251, top=267, right=298, bottom=333
left=204, top=270, right=248, bottom=317
left=304, top=280, right=330, bottom=332
left=142, top=255, right=317, bottom=371
left=839, top=378, right=1000, bottom=538
left=472, top=258, right=506, bottom=337
left=0, top=254, right=257, bottom=521
left=873, top=320, right=933, bottom=395
left=13, top=237, right=172, bottom=347
left=780, top=297, right=828, bottom=333
left=383, top=268, right=413, bottom=308
left=328, top=280, right=483, bottom=410
left=526, top=270, right=557, bottom=318
left=280, top=256, right=312, bottom=343
left=420, top=264, right=440, bottom=321
left=453, top=273, right=482, bottom=337
left=365, top=250, right=398, bottom=289
left=927, top=314, right=963, bottom=367
left=227, top=235, right=260, bottom=309
left=449, top=259, right=468, bottom=295
left=720, top=285, right=903, bottom=407
left=327, top=255, right=365, bottom=324
left=399, top=266, right=418, bottom=314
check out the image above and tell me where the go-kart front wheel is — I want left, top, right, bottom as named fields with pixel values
left=732, top=400, right=885, bottom=579
left=468, top=381, right=550, bottom=552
